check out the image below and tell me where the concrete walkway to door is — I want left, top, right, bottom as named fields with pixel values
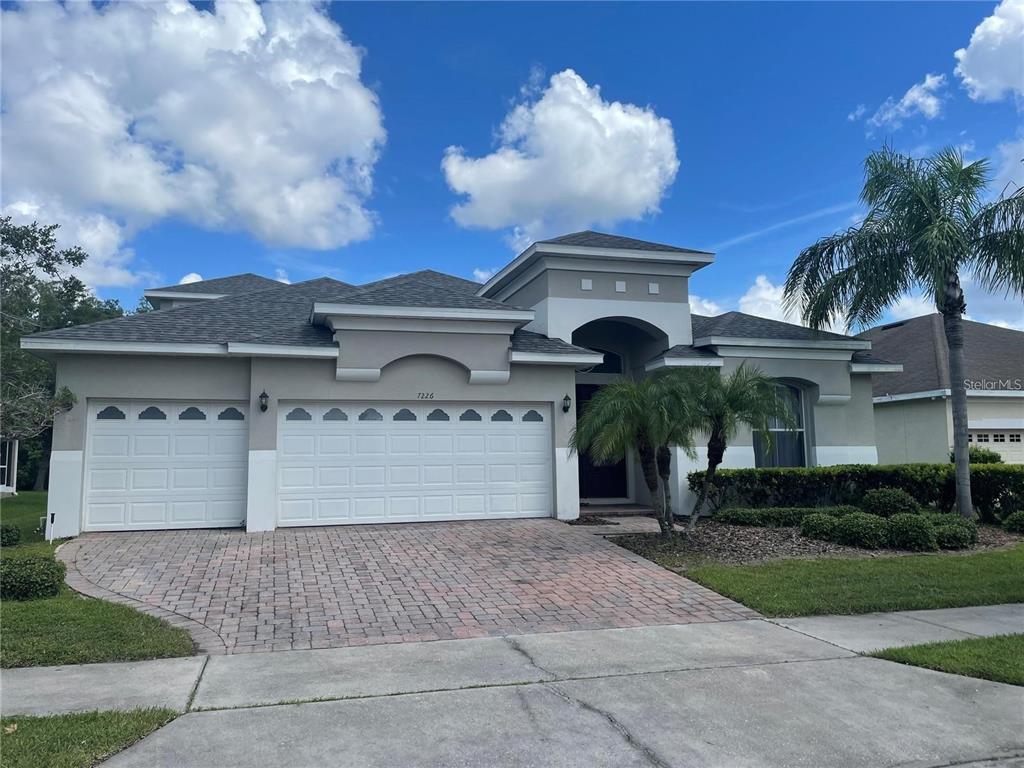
left=58, top=519, right=757, bottom=654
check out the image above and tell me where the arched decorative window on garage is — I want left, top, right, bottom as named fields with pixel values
left=393, top=408, right=417, bottom=421
left=323, top=408, right=348, bottom=421
left=427, top=409, right=449, bottom=421
left=753, top=384, right=808, bottom=468
left=97, top=405, right=126, bottom=420
left=522, top=410, right=544, bottom=422
left=138, top=406, right=166, bottom=420
left=459, top=409, right=481, bottom=422
left=217, top=407, right=245, bottom=421
left=491, top=409, right=513, bottom=422
left=358, top=408, right=383, bottom=421
left=286, top=407, right=313, bottom=421
left=179, top=406, right=207, bottom=421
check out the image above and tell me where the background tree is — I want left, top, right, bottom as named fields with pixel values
left=570, top=375, right=695, bottom=535
left=683, top=364, right=794, bottom=531
left=784, top=147, right=1024, bottom=519
left=1, top=217, right=124, bottom=488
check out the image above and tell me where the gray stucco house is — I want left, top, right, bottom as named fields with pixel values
left=860, top=314, right=1024, bottom=464
left=24, top=231, right=900, bottom=537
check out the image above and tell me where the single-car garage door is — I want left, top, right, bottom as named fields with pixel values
left=277, top=402, right=553, bottom=526
left=84, top=401, right=248, bottom=531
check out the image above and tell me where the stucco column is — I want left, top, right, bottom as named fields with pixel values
left=246, top=359, right=278, bottom=532
left=553, top=398, right=580, bottom=520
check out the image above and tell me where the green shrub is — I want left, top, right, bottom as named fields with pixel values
left=714, top=506, right=858, bottom=527
left=832, top=512, right=889, bottom=549
left=952, top=446, right=1003, bottom=464
left=861, top=487, right=920, bottom=517
left=0, top=523, right=22, bottom=547
left=1003, top=510, right=1024, bottom=534
left=800, top=513, right=839, bottom=541
left=887, top=513, right=938, bottom=551
left=687, top=463, right=1024, bottom=524
left=0, top=555, right=66, bottom=600
left=934, top=524, right=976, bottom=549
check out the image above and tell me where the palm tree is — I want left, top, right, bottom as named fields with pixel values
left=784, top=147, right=1024, bottom=518
left=569, top=374, right=695, bottom=535
left=682, top=364, right=795, bottom=531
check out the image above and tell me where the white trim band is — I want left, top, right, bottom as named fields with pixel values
left=313, top=303, right=534, bottom=324
left=645, top=357, right=724, bottom=371
left=850, top=362, right=903, bottom=373
left=693, top=335, right=870, bottom=351
left=509, top=351, right=605, bottom=366
left=22, top=337, right=338, bottom=359
left=873, top=388, right=1024, bottom=404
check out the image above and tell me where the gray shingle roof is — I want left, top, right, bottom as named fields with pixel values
left=858, top=314, right=1024, bottom=397
left=510, top=329, right=594, bottom=356
left=31, top=277, right=352, bottom=347
left=661, top=345, right=721, bottom=359
left=537, top=230, right=712, bottom=255
left=851, top=350, right=897, bottom=366
left=147, top=273, right=280, bottom=295
left=320, top=271, right=524, bottom=312
left=691, top=312, right=857, bottom=343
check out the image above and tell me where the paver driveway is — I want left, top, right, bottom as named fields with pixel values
left=59, top=520, right=757, bottom=654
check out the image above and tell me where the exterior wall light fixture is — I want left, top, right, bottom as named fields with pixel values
left=258, top=391, right=269, bottom=412
left=562, top=394, right=572, bottom=413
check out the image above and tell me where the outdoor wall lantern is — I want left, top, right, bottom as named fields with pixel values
left=562, top=393, right=572, bottom=413
left=258, top=391, right=269, bottom=412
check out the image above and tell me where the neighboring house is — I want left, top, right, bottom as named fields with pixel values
left=860, top=314, right=1024, bottom=464
left=23, top=231, right=898, bottom=538
left=0, top=438, right=18, bottom=495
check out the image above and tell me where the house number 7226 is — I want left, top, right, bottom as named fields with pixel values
left=416, top=392, right=435, bottom=399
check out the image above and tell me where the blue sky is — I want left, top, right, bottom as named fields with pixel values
left=3, top=1, right=1022, bottom=328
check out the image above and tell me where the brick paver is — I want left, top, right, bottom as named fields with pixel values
left=60, top=520, right=758, bottom=654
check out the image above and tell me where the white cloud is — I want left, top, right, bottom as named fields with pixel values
left=472, top=267, right=497, bottom=283
left=274, top=268, right=291, bottom=285
left=735, top=275, right=846, bottom=333
left=847, top=104, right=867, bottom=122
left=867, top=74, right=947, bottom=131
left=954, top=0, right=1024, bottom=102
left=992, top=137, right=1024, bottom=198
left=689, top=295, right=722, bottom=316
left=0, top=0, right=385, bottom=288
left=179, top=272, right=204, bottom=285
left=442, top=69, right=679, bottom=248
left=890, top=294, right=935, bottom=320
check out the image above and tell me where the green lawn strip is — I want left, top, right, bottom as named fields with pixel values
left=0, top=491, right=48, bottom=545
left=0, top=708, right=177, bottom=768
left=871, top=634, right=1024, bottom=686
left=1, top=587, right=195, bottom=668
left=683, top=544, right=1024, bottom=617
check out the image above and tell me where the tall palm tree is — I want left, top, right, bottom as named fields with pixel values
left=570, top=374, right=695, bottom=535
left=784, top=147, right=1024, bottom=518
left=682, top=364, right=795, bottom=531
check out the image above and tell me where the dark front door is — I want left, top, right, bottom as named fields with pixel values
left=576, top=384, right=628, bottom=499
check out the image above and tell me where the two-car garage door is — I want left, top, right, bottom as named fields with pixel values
left=277, top=402, right=553, bottom=526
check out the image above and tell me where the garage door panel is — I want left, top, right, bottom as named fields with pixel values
left=85, top=401, right=247, bottom=531
left=277, top=401, right=552, bottom=526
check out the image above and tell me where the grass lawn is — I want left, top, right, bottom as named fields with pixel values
left=0, top=709, right=176, bottom=768
left=872, top=634, right=1024, bottom=686
left=1, top=492, right=196, bottom=668
left=1, top=491, right=49, bottom=545
left=679, top=544, right=1024, bottom=617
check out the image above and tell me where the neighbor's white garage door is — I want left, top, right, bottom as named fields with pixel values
left=277, top=402, right=553, bottom=526
left=84, top=401, right=248, bottom=531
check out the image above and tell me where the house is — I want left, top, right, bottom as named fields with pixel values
left=860, top=314, right=1024, bottom=464
left=23, top=231, right=899, bottom=538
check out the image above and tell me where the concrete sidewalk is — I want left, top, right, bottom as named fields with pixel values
left=773, top=602, right=1023, bottom=653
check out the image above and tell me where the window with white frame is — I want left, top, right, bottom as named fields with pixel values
left=977, top=433, right=990, bottom=442
left=993, top=433, right=1006, bottom=442
left=753, top=384, right=807, bottom=468
left=1010, top=434, right=1022, bottom=443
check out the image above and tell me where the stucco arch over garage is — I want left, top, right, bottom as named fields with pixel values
left=334, top=329, right=510, bottom=383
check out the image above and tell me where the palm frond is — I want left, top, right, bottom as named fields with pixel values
left=970, top=188, right=1024, bottom=297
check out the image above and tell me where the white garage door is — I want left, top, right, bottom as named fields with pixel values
left=84, top=401, right=248, bottom=531
left=277, top=402, right=553, bottom=526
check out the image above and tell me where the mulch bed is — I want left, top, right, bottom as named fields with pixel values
left=613, top=521, right=1022, bottom=571
left=567, top=516, right=620, bottom=526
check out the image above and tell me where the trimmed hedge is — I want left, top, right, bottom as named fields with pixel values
left=1, top=523, right=21, bottom=547
left=800, top=513, right=840, bottom=540
left=934, top=524, right=976, bottom=550
left=862, top=488, right=919, bottom=517
left=688, top=463, right=1024, bottom=523
left=1003, top=510, right=1024, bottom=534
left=887, top=513, right=938, bottom=551
left=833, top=512, right=889, bottom=549
left=713, top=506, right=858, bottom=527
left=0, top=555, right=66, bottom=600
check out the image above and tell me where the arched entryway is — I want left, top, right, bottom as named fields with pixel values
left=571, top=317, right=669, bottom=504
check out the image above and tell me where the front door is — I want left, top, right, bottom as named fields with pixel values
left=576, top=384, right=628, bottom=499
